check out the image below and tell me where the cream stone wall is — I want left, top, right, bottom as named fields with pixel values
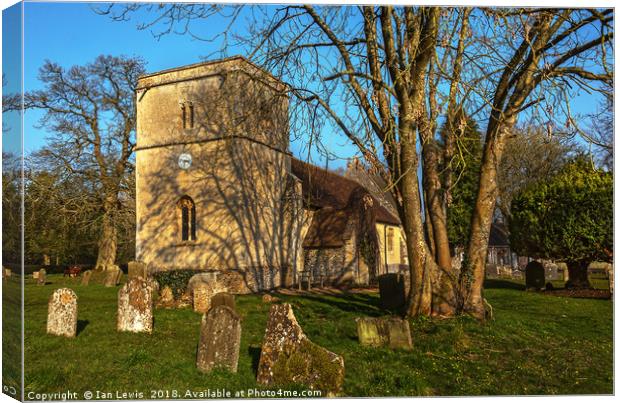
left=376, top=223, right=408, bottom=273
left=135, top=58, right=298, bottom=292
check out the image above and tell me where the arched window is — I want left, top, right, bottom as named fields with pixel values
left=177, top=196, right=196, bottom=241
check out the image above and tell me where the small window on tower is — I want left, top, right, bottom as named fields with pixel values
left=181, top=101, right=194, bottom=129
left=177, top=196, right=196, bottom=241
left=387, top=227, right=394, bottom=253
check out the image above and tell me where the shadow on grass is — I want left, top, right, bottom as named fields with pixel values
left=248, top=346, right=261, bottom=375
left=284, top=292, right=388, bottom=317
left=76, top=320, right=89, bottom=336
left=484, top=279, right=525, bottom=291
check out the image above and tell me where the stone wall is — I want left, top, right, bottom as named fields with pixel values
left=303, top=248, right=345, bottom=284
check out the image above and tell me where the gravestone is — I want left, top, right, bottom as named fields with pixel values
left=609, top=265, right=614, bottom=296
left=81, top=270, right=92, bottom=286
left=159, top=286, right=174, bottom=304
left=128, top=261, right=148, bottom=280
left=104, top=266, right=121, bottom=287
left=256, top=303, right=345, bottom=395
left=525, top=261, right=545, bottom=290
left=117, top=277, right=153, bottom=333
left=356, top=317, right=412, bottom=350
left=196, top=305, right=241, bottom=373
left=192, top=282, right=226, bottom=314
left=33, top=271, right=39, bottom=280
left=187, top=272, right=219, bottom=295
left=3, top=268, right=11, bottom=278
left=211, top=292, right=236, bottom=312
left=47, top=288, right=78, bottom=337
left=37, top=269, right=47, bottom=286
left=378, top=273, right=406, bottom=310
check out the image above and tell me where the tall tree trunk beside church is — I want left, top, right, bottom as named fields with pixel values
left=397, top=123, right=433, bottom=316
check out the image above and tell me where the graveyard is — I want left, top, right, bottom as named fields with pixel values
left=16, top=273, right=612, bottom=397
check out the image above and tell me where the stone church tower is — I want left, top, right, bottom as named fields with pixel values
left=134, top=57, right=299, bottom=292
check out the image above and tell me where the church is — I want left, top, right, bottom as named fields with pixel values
left=134, top=56, right=407, bottom=293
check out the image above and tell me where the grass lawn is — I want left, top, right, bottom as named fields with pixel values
left=20, top=274, right=612, bottom=398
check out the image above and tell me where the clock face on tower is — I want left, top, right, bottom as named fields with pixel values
left=178, top=153, right=192, bottom=170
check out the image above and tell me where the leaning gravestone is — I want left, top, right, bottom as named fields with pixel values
left=210, top=292, right=236, bottom=312
left=117, top=277, right=153, bottom=333
left=47, top=288, right=78, bottom=337
left=378, top=273, right=406, bottom=310
left=196, top=305, right=241, bottom=373
left=37, top=269, right=47, bottom=286
left=104, top=266, right=121, bottom=287
left=128, top=261, right=147, bottom=280
left=356, top=317, right=412, bottom=350
left=81, top=270, right=92, bottom=286
left=256, top=303, right=345, bottom=395
left=525, top=261, right=545, bottom=290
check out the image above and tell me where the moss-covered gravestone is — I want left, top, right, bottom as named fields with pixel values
left=47, top=288, right=77, bottom=337
left=196, top=305, right=241, bottom=373
left=525, top=261, right=545, bottom=290
left=356, top=317, right=412, bottom=350
left=256, top=303, right=345, bottom=395
left=117, top=277, right=153, bottom=333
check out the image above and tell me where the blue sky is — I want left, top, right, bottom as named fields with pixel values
left=4, top=1, right=355, bottom=168
left=3, top=2, right=612, bottom=168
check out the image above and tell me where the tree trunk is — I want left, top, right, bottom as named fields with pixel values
left=95, top=207, right=118, bottom=270
left=422, top=143, right=452, bottom=271
left=398, top=127, right=433, bottom=317
left=565, top=260, right=591, bottom=289
left=460, top=124, right=508, bottom=320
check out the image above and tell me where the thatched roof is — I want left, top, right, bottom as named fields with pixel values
left=291, top=158, right=400, bottom=249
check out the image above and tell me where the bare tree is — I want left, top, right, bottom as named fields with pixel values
left=99, top=5, right=613, bottom=318
left=459, top=8, right=613, bottom=318
left=23, top=55, right=145, bottom=270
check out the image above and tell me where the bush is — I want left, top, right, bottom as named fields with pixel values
left=152, top=269, right=207, bottom=299
left=510, top=158, right=612, bottom=288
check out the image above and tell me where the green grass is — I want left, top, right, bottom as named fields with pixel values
left=3, top=276, right=22, bottom=399
left=22, top=275, right=612, bottom=398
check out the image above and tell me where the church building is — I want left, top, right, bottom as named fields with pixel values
left=134, top=56, right=406, bottom=293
